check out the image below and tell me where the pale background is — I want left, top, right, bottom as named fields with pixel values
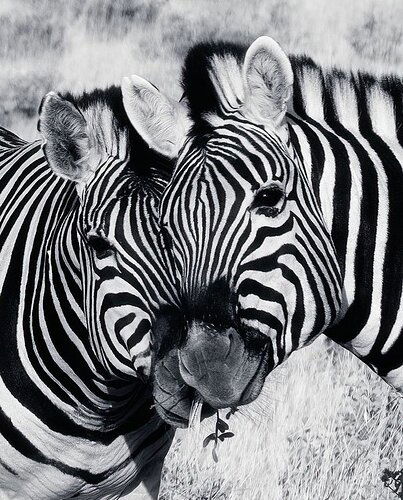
left=1, top=1, right=402, bottom=498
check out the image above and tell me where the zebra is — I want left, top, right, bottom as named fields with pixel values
left=122, top=36, right=403, bottom=424
left=0, top=80, right=189, bottom=499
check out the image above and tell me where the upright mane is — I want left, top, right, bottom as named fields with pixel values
left=181, top=42, right=245, bottom=137
left=0, top=126, right=27, bottom=150
left=181, top=41, right=403, bottom=144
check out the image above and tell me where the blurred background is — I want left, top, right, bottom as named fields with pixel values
left=1, top=0, right=402, bottom=498
left=2, top=0, right=403, bottom=139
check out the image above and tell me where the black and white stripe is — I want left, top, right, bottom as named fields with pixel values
left=288, top=59, right=403, bottom=389
left=0, top=86, right=177, bottom=499
left=160, top=38, right=402, bottom=396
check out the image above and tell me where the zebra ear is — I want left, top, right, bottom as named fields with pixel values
left=243, top=36, right=293, bottom=127
left=38, top=92, right=90, bottom=182
left=122, top=75, right=190, bottom=159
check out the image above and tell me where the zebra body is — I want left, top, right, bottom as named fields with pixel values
left=123, top=37, right=402, bottom=424
left=0, top=83, right=182, bottom=498
left=288, top=62, right=403, bottom=388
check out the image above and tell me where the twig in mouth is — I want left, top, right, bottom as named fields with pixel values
left=203, top=410, right=235, bottom=463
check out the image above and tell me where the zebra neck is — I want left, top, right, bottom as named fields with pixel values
left=0, top=141, right=147, bottom=430
left=38, top=173, right=148, bottom=426
left=289, top=116, right=403, bottom=387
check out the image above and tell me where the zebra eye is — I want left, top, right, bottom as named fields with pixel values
left=87, top=235, right=114, bottom=258
left=253, top=185, right=285, bottom=215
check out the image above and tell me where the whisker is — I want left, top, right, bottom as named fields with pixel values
left=189, top=393, right=204, bottom=430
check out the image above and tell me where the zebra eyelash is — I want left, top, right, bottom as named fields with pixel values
left=86, top=233, right=115, bottom=259
left=251, top=184, right=286, bottom=216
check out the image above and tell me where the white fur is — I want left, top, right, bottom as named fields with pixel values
left=122, top=75, right=190, bottom=159
left=298, top=67, right=325, bottom=122
left=209, top=54, right=244, bottom=109
left=367, top=86, right=397, bottom=139
left=331, top=77, right=360, bottom=130
left=243, top=36, right=293, bottom=126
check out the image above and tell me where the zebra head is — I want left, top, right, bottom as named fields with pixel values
left=124, top=38, right=343, bottom=426
left=38, top=85, right=187, bottom=382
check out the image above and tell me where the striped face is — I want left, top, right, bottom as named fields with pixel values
left=126, top=37, right=344, bottom=426
left=77, top=156, right=175, bottom=379
left=39, top=88, right=178, bottom=383
left=157, top=118, right=342, bottom=416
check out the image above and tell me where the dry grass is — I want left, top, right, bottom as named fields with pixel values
left=1, top=1, right=402, bottom=498
left=160, top=339, right=403, bottom=499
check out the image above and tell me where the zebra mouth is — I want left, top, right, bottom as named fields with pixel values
left=177, top=330, right=270, bottom=409
left=152, top=346, right=215, bottom=427
left=151, top=302, right=271, bottom=427
left=152, top=320, right=270, bottom=426
left=154, top=386, right=215, bottom=428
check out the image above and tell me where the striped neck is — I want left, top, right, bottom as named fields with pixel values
left=287, top=66, right=403, bottom=384
left=0, top=134, right=173, bottom=498
left=0, top=141, right=152, bottom=433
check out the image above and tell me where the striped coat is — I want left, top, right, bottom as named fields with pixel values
left=0, top=85, right=178, bottom=499
left=120, top=38, right=402, bottom=424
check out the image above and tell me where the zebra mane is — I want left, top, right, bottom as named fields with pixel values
left=182, top=41, right=403, bottom=144
left=181, top=42, right=245, bottom=138
left=291, top=58, right=403, bottom=143
left=50, top=86, right=174, bottom=179
left=0, top=126, right=27, bottom=150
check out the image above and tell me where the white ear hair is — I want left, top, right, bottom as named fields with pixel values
left=39, top=92, right=90, bottom=181
left=122, top=75, right=190, bottom=159
left=243, top=36, right=293, bottom=127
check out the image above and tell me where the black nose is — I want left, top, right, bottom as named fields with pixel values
left=184, top=278, right=235, bottom=331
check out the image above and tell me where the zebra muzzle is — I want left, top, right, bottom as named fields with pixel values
left=178, top=321, right=259, bottom=409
